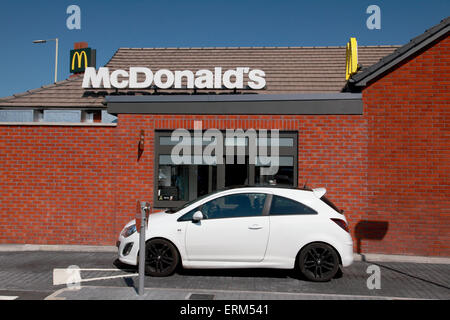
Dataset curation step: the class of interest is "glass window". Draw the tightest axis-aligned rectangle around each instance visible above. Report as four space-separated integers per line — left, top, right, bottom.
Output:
155 131 297 208
160 136 216 146
158 161 217 202
178 206 201 221
0 110 34 122
257 137 294 147
269 195 317 215
43 110 81 122
158 165 190 201
101 110 118 123
201 193 267 220
225 136 248 146
255 156 294 186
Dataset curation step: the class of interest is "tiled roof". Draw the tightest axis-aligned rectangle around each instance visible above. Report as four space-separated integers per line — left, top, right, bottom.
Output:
0 46 399 108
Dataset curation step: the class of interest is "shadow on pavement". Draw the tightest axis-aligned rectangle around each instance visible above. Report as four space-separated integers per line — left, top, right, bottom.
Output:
112 259 343 282
113 259 139 293
178 268 297 279
113 259 137 272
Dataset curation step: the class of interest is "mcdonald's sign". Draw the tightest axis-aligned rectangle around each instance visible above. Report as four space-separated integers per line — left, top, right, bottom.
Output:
70 48 96 73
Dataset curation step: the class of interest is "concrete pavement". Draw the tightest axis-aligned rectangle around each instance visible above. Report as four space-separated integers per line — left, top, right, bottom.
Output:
45 286 423 300
0 251 448 300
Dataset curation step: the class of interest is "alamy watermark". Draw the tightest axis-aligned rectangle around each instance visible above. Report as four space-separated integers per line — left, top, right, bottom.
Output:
366 264 381 289
170 121 280 176
366 5 381 30
66 5 81 30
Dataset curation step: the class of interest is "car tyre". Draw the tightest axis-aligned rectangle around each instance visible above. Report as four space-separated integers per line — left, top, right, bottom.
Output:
298 243 339 282
144 239 179 277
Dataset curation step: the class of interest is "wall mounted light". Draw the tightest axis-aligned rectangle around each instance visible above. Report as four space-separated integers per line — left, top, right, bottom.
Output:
138 129 145 161
139 130 145 151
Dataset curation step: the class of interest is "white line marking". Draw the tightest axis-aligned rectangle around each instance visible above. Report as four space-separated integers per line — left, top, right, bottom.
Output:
0 295 18 300
53 268 137 285
54 268 135 272
76 268 136 272
75 274 139 284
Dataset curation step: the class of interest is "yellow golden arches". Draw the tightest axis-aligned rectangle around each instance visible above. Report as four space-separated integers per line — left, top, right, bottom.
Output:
71 50 88 71
346 37 358 80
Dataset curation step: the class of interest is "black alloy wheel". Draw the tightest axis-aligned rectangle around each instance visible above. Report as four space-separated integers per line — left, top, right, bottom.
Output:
298 243 339 282
145 239 179 277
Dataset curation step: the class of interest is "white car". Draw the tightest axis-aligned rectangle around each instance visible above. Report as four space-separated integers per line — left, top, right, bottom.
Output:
117 186 353 282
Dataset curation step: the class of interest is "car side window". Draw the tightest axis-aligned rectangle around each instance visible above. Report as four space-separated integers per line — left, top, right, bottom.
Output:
269 195 317 215
201 193 267 220
178 207 200 222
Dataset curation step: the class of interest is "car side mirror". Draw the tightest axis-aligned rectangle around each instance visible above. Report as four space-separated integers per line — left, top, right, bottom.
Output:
192 211 204 222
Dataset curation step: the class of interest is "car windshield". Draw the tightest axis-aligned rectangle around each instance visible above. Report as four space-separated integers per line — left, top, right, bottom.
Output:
164 190 223 214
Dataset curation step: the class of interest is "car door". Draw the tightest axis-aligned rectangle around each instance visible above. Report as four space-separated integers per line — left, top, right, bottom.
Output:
265 194 319 262
184 192 270 262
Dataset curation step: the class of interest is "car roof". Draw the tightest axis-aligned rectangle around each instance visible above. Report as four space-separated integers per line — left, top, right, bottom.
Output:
172 185 321 215
212 185 317 199
218 184 314 192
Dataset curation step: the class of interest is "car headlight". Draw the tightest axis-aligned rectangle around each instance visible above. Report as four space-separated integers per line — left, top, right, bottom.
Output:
121 224 137 238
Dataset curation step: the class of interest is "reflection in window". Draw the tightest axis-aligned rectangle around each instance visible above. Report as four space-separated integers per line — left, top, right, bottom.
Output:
158 155 217 202
197 165 217 198
255 156 294 186
158 165 189 201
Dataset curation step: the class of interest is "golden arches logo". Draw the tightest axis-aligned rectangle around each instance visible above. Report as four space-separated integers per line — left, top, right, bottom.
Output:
346 38 358 80
71 51 88 71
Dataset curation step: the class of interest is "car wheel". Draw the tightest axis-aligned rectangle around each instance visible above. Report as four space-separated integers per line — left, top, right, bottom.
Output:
298 243 339 282
144 239 179 277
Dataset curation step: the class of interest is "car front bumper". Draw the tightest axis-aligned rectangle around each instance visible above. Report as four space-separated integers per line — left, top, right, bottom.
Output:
117 233 139 266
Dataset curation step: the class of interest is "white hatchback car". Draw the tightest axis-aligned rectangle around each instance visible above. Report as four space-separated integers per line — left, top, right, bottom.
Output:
117 186 354 282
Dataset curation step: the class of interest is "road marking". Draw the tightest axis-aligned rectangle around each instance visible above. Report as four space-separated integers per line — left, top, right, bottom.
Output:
73 273 139 284
70 268 136 272
53 268 138 286
0 295 18 300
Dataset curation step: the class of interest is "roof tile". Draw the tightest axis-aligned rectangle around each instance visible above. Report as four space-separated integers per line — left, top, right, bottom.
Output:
0 46 399 108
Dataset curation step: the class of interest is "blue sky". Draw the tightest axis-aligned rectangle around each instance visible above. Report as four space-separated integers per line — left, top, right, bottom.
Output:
0 0 448 98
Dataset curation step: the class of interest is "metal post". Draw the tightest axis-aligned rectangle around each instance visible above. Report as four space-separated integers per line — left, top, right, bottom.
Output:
32 38 59 83
138 201 148 296
54 38 58 83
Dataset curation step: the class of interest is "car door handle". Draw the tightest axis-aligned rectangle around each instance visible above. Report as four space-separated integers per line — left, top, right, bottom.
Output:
248 224 263 230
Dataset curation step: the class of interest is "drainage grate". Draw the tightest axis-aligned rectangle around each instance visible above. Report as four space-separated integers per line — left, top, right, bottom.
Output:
188 293 215 300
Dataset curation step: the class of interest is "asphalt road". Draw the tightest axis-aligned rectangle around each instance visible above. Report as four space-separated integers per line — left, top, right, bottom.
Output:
0 251 449 300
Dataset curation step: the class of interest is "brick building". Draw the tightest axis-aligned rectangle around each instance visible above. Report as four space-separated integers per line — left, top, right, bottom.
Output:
0 17 448 257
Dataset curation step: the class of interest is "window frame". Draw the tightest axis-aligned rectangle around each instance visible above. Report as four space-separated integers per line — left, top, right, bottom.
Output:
155 130 298 208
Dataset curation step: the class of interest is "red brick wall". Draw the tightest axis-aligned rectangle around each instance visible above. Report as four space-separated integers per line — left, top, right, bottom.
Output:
362 35 450 256
0 117 367 248
0 125 117 245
